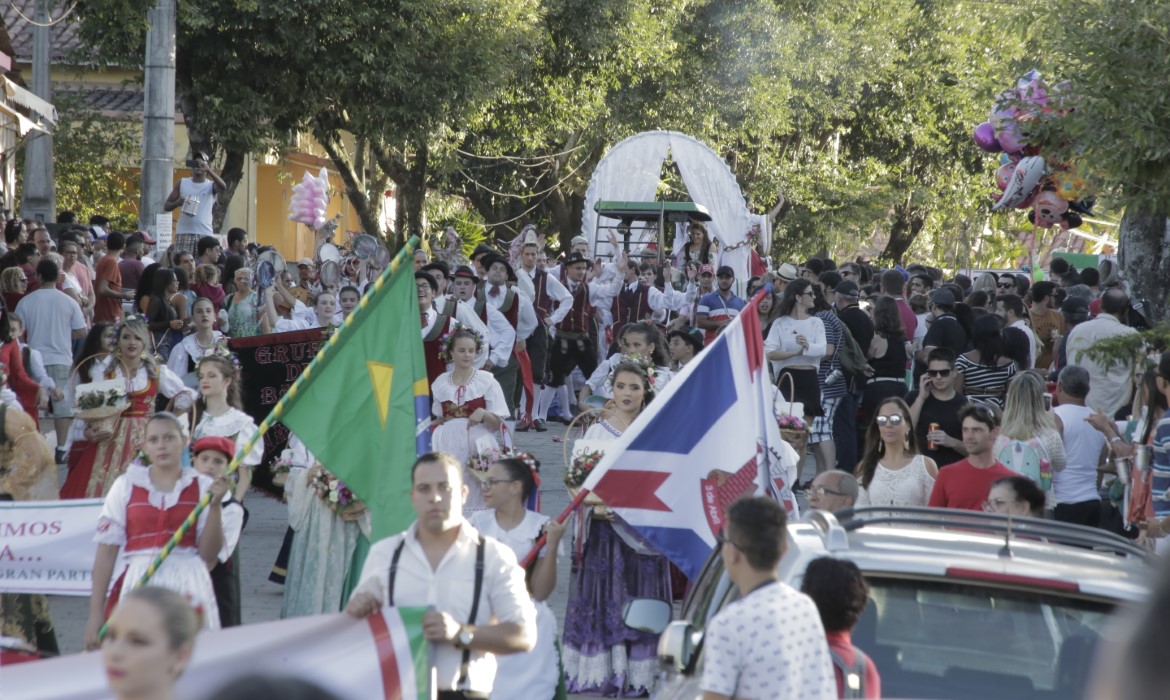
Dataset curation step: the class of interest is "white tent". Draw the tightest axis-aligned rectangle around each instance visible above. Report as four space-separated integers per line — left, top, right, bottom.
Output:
581 130 768 287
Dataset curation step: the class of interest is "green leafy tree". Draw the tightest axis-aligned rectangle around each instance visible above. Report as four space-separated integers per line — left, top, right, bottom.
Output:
1040 0 1170 319
17 94 140 228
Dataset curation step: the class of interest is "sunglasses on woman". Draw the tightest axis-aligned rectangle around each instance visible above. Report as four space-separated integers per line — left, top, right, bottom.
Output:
875 415 905 427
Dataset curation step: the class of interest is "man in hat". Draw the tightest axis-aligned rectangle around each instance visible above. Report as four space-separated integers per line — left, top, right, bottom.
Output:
667 326 705 370
471 243 497 278
546 252 620 418
479 255 537 418
696 265 745 345
775 262 799 293
289 258 316 304
916 288 968 379
427 264 490 362
450 264 513 374
516 239 572 431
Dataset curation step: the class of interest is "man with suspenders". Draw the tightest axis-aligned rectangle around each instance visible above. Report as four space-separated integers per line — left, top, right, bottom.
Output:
347 452 536 699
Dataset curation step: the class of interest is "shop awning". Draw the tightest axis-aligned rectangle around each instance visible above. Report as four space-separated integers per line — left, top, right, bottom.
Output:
1 75 57 126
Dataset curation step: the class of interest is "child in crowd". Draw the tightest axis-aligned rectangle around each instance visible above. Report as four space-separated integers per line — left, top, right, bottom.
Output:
191 436 246 628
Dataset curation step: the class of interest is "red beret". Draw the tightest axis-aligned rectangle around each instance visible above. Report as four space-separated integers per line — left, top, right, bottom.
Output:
191 436 235 458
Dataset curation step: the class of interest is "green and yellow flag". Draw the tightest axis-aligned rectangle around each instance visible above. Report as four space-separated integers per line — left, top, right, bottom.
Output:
280 237 430 540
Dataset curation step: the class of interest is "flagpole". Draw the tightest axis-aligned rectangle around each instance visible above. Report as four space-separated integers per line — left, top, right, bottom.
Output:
98 236 420 639
519 485 593 568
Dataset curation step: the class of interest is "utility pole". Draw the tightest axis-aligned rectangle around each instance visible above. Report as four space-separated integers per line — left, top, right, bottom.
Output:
139 0 176 238
20 0 55 223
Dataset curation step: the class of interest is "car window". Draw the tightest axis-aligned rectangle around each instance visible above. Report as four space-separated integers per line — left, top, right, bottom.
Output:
681 543 731 625
854 576 1114 700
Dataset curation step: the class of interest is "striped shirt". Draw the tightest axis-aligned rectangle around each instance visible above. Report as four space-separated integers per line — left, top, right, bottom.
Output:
955 354 1017 408
1151 416 1170 518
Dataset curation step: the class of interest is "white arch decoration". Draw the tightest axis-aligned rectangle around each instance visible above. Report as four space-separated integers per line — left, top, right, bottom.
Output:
581 130 766 286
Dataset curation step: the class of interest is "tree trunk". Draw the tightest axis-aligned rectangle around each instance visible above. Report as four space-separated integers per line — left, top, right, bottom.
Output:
211 148 245 233
398 142 429 243
881 200 925 265
1118 208 1170 321
318 133 381 239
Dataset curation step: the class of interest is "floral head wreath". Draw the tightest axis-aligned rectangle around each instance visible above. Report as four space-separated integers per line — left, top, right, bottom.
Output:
108 314 150 350
438 323 485 363
606 353 660 393
195 337 242 376
514 451 539 475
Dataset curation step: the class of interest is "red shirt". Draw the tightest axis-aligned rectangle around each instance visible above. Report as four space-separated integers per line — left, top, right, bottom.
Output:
928 457 1017 510
897 298 918 339
827 630 881 699
94 254 123 323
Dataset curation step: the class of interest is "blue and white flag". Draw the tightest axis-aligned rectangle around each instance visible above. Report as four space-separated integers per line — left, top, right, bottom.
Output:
581 290 799 578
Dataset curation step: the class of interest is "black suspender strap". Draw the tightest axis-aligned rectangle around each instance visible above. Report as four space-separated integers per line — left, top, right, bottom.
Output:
457 535 486 690
386 538 406 606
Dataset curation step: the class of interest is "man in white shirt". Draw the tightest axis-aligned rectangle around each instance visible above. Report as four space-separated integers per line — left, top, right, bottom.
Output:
701 496 835 700
996 293 1037 369
1052 365 1108 527
347 452 536 699
450 265 515 377
480 255 537 418
164 151 226 254
1066 288 1140 418
15 259 86 461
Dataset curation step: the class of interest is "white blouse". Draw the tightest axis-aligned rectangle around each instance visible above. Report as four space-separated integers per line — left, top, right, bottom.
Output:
430 370 509 419
857 455 936 507
193 407 263 467
166 331 226 383
765 315 827 374
468 509 562 567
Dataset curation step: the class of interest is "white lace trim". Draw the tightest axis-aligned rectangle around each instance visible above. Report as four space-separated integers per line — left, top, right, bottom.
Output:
562 642 659 693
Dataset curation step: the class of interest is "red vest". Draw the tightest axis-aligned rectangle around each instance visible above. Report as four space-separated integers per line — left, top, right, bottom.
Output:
611 283 653 338
558 282 594 335
124 377 160 418
477 286 520 330
124 478 201 552
422 314 455 387
440 396 487 420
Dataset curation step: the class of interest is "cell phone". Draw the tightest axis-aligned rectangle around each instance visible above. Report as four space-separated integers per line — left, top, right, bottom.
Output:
1043 392 1053 410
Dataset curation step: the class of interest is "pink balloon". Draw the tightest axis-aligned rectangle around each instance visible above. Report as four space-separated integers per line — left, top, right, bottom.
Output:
995 163 1014 191
997 125 1027 154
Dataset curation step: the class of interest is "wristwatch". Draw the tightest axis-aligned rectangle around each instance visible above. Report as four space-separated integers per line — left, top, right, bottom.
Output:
456 626 474 649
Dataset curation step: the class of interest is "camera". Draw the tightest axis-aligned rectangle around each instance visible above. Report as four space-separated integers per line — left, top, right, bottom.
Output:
825 368 844 386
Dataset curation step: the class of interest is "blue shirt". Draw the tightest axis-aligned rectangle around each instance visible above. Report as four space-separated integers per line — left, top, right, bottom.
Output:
697 290 746 343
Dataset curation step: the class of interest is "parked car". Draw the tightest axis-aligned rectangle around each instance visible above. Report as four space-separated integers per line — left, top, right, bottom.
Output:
626 506 1152 700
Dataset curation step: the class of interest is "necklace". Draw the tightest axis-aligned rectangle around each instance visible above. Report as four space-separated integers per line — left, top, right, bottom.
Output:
195 332 215 350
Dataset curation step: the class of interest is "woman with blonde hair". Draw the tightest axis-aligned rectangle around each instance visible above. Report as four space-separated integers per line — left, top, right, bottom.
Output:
64 317 197 498
997 372 1067 499
0 266 28 312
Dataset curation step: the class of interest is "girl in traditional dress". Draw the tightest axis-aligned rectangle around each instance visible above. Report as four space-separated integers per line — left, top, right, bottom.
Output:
85 413 228 649
430 327 509 513
102 586 200 700
280 433 370 618
470 454 566 700
67 317 198 499
191 354 258 502
166 298 224 388
580 322 673 405
60 323 115 498
563 361 671 696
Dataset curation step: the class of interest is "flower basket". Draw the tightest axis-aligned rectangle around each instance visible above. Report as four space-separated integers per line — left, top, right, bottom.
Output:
309 468 365 516
565 440 608 509
775 372 809 457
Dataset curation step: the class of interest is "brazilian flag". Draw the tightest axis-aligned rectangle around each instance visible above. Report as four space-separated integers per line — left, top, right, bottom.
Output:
279 236 431 542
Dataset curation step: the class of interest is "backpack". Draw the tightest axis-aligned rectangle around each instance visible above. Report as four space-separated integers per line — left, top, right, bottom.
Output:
830 645 871 699
836 324 869 377
995 436 1053 491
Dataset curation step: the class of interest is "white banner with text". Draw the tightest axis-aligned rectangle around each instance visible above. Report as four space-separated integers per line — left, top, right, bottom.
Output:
0 499 105 595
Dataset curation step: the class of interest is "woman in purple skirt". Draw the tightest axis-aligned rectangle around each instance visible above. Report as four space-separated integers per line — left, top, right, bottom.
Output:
562 362 671 696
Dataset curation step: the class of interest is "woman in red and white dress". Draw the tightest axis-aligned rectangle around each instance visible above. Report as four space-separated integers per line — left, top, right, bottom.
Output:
63 317 197 499
84 413 228 650
430 327 508 513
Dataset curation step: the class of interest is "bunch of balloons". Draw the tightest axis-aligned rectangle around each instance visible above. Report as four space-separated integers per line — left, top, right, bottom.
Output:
972 70 1093 231
288 168 331 230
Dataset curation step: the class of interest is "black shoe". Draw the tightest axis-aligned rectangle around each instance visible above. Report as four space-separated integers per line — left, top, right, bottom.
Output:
516 422 531 433
533 420 548 432
55 447 67 465
793 480 812 492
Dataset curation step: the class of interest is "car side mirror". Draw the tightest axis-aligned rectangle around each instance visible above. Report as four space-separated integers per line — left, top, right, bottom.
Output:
621 598 672 635
657 620 698 672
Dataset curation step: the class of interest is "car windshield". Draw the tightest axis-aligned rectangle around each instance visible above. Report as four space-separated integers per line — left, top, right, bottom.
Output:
856 576 1114 700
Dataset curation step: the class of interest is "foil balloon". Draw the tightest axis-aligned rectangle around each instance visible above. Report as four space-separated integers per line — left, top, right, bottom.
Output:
993 156 1046 211
973 122 1001 152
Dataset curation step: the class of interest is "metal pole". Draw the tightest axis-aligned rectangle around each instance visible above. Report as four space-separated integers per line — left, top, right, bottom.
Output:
139 0 176 238
20 0 55 223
